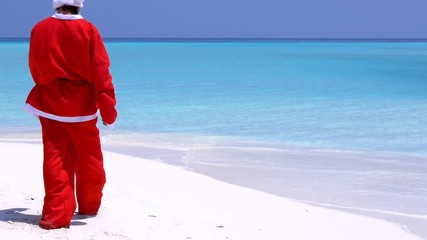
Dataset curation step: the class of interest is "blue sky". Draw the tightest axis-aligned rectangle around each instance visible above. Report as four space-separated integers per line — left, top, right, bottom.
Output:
1 0 426 38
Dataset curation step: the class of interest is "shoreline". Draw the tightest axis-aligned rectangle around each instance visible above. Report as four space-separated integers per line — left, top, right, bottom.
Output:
1 133 427 235
0 141 423 239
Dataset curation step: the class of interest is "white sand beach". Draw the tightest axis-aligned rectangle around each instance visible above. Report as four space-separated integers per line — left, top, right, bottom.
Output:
0 141 422 240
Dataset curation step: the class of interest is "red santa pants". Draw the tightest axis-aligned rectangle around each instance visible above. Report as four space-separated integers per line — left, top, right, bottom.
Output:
39 117 106 228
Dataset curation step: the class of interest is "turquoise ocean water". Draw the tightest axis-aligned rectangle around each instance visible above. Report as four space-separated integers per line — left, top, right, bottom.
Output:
1 39 427 234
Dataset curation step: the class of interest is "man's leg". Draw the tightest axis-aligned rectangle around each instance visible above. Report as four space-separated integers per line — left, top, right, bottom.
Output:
39 117 76 229
70 118 106 215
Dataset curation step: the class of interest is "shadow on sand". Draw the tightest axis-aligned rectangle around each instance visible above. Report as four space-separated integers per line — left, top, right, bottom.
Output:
0 208 88 227
0 208 39 226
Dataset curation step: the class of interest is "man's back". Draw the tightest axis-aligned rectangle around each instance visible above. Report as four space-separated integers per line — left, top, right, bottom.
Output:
29 15 98 85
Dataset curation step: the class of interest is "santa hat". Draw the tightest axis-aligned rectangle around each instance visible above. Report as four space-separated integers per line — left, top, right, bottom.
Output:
53 0 84 9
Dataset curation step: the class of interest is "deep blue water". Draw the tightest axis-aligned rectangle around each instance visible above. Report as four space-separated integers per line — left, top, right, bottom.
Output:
1 40 427 232
108 40 427 154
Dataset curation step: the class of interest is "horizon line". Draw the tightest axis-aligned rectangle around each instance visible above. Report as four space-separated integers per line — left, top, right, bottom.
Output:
1 37 427 42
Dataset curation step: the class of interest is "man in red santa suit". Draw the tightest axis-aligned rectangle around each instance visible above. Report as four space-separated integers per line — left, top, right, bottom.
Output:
25 0 117 230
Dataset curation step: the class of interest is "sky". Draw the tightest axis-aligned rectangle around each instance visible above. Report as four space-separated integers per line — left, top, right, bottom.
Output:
1 0 426 39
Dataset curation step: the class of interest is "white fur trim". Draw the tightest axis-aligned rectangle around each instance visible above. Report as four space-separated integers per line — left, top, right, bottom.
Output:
52 13 84 20
53 0 84 9
24 103 98 123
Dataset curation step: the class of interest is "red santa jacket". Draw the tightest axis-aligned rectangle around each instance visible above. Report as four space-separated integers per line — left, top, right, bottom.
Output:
25 13 117 125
